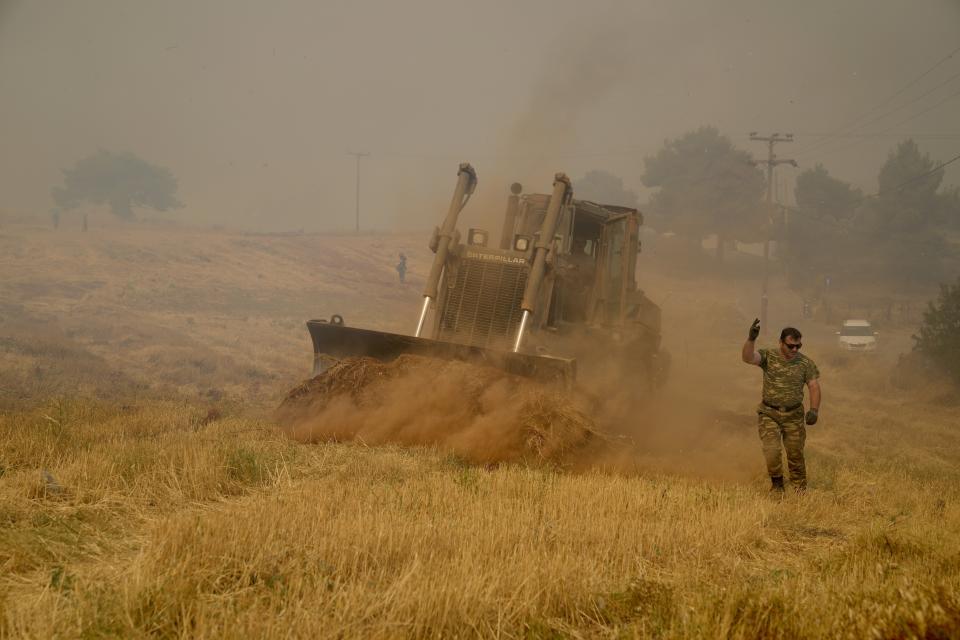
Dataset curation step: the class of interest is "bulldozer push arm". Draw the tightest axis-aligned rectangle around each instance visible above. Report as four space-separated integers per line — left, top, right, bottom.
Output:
416 163 477 337
514 173 571 352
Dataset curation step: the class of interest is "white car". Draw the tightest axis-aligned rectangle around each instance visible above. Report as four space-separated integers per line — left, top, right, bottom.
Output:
837 319 878 352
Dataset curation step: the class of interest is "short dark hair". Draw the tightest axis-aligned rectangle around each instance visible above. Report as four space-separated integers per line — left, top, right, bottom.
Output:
780 327 802 342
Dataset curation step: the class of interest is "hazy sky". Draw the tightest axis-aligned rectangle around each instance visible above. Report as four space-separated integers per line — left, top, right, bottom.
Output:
2 0 959 231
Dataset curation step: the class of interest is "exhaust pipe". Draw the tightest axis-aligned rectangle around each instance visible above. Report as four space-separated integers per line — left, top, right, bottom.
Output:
415 163 477 337
499 182 523 250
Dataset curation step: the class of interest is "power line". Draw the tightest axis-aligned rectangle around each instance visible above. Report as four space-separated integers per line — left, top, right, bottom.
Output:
880 86 960 132
794 68 960 159
792 152 960 224
774 152 960 242
856 68 960 128
791 44 960 157
871 151 960 198
786 132 960 139
794 88 960 162
861 44 960 116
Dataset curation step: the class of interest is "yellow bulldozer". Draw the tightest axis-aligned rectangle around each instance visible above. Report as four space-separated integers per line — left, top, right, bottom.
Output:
306 163 667 389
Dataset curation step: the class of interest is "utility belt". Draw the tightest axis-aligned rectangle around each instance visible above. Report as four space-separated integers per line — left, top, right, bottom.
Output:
762 400 803 413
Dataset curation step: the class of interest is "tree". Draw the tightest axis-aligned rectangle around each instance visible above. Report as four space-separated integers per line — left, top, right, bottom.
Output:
876 228 948 284
779 143 956 288
784 164 864 289
52 150 182 219
875 139 943 233
865 140 955 283
794 163 862 222
573 170 639 208
913 277 960 385
641 126 766 261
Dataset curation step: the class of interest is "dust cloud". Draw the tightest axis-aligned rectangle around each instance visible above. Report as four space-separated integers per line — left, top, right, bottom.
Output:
274 331 759 482
275 355 604 466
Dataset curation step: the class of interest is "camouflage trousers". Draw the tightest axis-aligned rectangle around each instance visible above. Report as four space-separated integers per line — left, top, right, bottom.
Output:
757 404 807 490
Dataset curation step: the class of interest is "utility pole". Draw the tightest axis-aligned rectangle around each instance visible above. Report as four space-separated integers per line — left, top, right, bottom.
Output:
347 151 370 233
749 132 797 336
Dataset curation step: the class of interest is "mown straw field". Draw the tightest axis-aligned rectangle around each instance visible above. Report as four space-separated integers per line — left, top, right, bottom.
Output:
1 224 958 638
2 385 958 638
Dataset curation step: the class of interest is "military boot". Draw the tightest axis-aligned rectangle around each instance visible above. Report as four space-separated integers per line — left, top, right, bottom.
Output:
770 476 785 494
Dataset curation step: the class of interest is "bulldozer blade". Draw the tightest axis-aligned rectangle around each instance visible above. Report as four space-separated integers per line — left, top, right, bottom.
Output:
307 320 575 385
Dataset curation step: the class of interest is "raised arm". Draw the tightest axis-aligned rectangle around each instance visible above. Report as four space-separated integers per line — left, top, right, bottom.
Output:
742 318 761 365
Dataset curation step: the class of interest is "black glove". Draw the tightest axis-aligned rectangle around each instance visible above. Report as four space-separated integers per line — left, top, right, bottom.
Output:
748 318 760 341
805 409 818 425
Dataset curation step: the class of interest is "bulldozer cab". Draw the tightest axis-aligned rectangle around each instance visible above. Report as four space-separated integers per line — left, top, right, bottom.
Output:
507 196 643 331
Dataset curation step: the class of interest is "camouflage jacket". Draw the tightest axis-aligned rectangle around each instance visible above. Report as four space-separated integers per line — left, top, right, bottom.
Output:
758 348 819 408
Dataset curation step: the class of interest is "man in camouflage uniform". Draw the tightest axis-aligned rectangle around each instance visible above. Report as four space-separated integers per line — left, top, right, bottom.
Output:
742 320 821 493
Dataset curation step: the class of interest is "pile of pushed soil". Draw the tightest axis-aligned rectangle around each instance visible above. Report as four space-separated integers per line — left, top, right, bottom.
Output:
276 355 606 465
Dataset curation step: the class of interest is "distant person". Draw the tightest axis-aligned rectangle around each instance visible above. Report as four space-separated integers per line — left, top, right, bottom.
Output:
741 320 821 495
396 253 407 283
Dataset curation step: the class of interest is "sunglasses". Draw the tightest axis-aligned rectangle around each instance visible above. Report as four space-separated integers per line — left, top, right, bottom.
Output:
784 342 802 351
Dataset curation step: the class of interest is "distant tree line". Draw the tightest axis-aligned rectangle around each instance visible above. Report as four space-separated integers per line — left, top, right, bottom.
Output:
783 139 959 288
576 129 959 287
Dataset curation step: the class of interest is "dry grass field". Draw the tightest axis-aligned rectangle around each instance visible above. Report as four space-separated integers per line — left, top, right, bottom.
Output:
1 221 959 638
